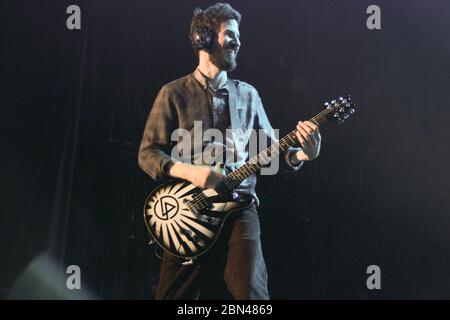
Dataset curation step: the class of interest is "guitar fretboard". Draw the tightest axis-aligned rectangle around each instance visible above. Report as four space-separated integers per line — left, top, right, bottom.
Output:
215 107 332 194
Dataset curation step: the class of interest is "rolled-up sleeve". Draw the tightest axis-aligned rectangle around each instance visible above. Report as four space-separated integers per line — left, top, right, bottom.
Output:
138 86 178 181
254 91 303 172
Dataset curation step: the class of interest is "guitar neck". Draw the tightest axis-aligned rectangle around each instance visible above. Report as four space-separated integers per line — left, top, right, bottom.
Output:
216 111 330 193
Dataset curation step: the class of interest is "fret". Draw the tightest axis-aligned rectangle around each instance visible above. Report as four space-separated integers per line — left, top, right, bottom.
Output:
259 154 268 165
286 133 297 145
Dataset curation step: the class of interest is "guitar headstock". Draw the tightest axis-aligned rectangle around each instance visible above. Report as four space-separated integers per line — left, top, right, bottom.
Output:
323 95 356 124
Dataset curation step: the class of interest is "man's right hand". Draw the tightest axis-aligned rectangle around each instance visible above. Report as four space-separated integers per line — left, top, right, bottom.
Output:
169 162 226 189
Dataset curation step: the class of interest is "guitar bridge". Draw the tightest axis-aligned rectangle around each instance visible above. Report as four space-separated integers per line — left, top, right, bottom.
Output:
180 228 201 244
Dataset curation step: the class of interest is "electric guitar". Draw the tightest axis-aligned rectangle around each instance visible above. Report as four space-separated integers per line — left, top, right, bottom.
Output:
143 96 356 263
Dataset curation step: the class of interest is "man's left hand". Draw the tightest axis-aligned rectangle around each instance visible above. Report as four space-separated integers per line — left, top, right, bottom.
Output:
294 121 321 161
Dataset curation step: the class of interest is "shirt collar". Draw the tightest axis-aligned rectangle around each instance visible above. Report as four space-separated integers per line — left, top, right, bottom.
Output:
193 68 229 93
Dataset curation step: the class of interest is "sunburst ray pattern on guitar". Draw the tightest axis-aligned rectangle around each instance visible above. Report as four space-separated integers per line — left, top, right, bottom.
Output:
145 182 219 256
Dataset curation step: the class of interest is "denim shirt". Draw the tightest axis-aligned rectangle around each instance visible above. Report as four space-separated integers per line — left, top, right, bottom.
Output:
138 70 303 205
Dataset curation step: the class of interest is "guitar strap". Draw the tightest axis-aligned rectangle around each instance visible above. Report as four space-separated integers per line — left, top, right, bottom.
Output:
226 79 247 156
226 79 242 131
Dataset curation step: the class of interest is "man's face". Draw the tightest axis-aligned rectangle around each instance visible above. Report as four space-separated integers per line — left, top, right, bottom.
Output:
210 19 241 72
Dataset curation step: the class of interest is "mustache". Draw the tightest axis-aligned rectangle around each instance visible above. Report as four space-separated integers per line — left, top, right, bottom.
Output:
224 42 239 51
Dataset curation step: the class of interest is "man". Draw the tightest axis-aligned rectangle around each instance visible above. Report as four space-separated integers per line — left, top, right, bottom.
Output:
138 3 321 300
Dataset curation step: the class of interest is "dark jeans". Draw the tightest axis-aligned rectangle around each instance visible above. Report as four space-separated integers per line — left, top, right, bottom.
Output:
155 205 270 300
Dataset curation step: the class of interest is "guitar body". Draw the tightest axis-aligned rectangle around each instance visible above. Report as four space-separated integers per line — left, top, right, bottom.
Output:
143 181 254 259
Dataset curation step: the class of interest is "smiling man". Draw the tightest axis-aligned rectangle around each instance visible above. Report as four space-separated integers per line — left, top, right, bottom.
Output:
139 3 321 300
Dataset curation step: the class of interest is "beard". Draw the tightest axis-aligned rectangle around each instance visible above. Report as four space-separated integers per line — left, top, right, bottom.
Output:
209 44 238 72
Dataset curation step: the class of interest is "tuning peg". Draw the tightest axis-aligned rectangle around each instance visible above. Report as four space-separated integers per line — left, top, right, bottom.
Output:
339 97 344 102
337 118 344 124
349 108 355 114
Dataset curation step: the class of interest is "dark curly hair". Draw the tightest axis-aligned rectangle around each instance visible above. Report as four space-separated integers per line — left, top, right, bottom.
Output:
189 3 241 52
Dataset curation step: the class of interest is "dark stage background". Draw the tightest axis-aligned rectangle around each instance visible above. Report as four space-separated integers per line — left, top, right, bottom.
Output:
1 0 449 299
